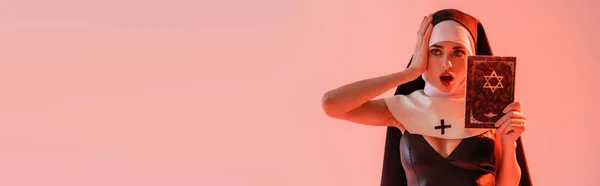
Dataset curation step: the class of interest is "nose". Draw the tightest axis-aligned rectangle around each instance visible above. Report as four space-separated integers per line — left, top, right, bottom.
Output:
442 60 452 70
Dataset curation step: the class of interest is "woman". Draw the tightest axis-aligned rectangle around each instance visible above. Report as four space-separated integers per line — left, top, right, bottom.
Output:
321 9 532 186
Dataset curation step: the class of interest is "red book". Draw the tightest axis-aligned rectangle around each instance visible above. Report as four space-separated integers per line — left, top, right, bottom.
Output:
465 56 517 128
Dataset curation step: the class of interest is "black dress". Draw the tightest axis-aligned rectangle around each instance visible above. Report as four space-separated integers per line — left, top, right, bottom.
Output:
400 130 496 186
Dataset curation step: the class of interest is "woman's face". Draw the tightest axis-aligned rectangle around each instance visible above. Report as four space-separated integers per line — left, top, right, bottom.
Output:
423 41 470 93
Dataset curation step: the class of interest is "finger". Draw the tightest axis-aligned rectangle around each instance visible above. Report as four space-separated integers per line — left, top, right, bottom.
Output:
509 118 526 125
511 124 526 134
417 16 428 35
495 110 527 127
418 14 433 36
503 124 513 134
422 23 433 46
503 101 522 113
495 112 512 127
505 124 526 138
415 16 428 50
502 120 526 134
505 111 527 120
496 117 510 133
498 117 523 131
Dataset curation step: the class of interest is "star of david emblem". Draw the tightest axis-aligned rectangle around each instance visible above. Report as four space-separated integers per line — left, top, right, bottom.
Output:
483 70 504 93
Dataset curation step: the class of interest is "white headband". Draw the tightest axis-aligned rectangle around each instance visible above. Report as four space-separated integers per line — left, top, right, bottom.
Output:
428 20 475 55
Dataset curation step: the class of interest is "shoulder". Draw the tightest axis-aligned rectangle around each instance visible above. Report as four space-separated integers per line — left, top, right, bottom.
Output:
382 90 425 106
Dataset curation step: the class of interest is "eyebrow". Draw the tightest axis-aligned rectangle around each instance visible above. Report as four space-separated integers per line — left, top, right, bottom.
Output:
430 44 466 50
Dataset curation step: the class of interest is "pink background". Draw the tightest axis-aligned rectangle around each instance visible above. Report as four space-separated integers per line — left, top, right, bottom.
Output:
0 0 598 185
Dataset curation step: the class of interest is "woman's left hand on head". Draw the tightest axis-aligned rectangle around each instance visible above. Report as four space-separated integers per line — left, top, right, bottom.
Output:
495 101 527 148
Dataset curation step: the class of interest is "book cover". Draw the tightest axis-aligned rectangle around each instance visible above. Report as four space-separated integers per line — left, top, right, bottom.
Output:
465 56 517 128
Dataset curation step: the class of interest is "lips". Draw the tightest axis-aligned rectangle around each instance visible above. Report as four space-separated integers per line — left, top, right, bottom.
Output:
439 72 454 86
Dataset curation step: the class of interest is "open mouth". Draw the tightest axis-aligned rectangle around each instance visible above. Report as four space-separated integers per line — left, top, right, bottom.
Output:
439 72 454 86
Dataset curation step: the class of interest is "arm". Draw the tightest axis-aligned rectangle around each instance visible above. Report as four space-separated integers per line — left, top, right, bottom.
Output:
321 14 434 126
494 102 527 186
320 69 420 126
495 140 521 186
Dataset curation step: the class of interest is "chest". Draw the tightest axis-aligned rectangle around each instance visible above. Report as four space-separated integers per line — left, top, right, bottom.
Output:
422 136 463 158
399 132 498 186
401 131 496 160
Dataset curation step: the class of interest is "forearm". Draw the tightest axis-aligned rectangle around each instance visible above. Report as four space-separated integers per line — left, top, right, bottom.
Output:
321 69 420 115
496 143 522 186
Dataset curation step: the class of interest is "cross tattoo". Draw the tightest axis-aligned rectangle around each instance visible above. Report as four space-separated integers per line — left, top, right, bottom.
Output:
434 119 451 135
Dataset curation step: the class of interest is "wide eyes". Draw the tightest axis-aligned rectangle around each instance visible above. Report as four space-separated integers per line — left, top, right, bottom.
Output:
430 49 442 55
453 50 466 57
430 49 466 57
